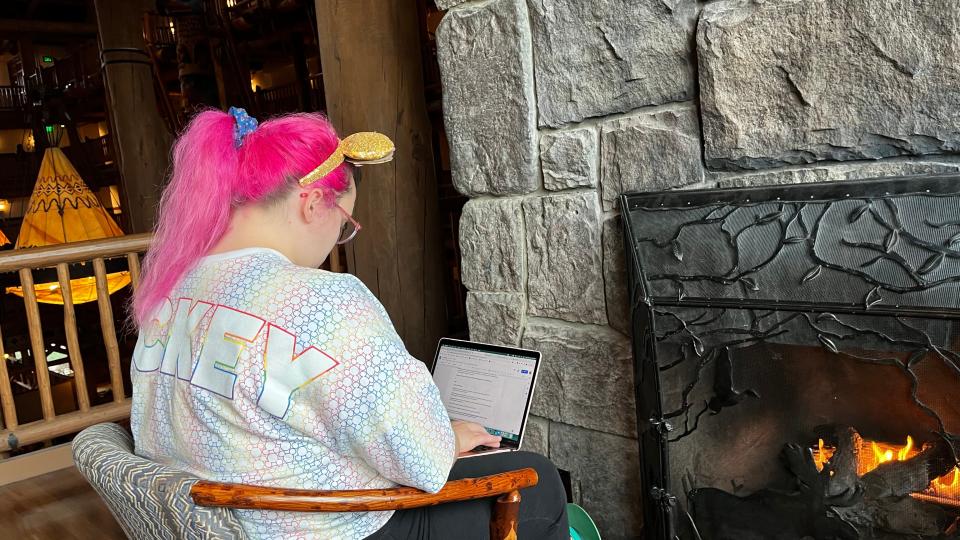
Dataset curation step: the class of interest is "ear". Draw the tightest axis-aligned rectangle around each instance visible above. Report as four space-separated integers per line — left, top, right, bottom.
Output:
299 189 326 224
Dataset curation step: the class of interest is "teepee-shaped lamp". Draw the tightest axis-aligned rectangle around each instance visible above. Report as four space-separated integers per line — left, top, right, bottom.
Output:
6 144 131 304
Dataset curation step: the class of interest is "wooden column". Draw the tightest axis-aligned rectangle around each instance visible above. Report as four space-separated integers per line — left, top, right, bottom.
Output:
175 13 221 109
94 0 172 233
17 37 38 86
18 38 48 155
291 33 312 112
315 1 446 361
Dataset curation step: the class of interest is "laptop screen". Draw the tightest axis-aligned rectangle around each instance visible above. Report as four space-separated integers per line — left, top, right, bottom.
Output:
431 339 540 446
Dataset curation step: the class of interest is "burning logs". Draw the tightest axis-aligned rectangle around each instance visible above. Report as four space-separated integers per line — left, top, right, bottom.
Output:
689 444 858 539
817 425 958 537
690 425 960 539
819 425 861 505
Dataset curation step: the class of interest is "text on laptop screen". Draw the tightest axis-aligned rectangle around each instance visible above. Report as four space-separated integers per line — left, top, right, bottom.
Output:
433 344 537 442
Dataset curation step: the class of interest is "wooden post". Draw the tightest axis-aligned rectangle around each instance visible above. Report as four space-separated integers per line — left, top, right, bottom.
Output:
291 33 312 112
126 252 142 290
0 324 17 431
18 269 55 420
92 258 124 402
18 37 49 156
17 37 38 86
56 264 91 412
315 1 447 360
175 13 221 109
94 0 172 233
491 490 522 540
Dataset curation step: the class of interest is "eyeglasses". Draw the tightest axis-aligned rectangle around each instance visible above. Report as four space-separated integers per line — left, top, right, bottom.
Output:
334 203 361 244
300 192 362 244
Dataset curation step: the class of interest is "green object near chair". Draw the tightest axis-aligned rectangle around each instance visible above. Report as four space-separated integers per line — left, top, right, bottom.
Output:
567 503 601 540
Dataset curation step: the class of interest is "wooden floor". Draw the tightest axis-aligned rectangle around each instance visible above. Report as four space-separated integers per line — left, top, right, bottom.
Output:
0 466 126 539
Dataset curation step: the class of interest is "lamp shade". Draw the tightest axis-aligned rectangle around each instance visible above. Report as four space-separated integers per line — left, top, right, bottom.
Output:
15 147 124 249
7 147 129 305
6 272 131 305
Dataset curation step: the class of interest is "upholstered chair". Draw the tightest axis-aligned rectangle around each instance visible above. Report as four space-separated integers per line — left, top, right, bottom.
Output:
73 423 537 539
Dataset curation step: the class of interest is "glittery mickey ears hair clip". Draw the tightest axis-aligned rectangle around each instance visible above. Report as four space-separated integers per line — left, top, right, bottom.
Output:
298 132 395 187
229 106 258 147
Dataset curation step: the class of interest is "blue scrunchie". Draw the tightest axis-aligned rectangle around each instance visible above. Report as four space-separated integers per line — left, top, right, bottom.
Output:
229 106 258 147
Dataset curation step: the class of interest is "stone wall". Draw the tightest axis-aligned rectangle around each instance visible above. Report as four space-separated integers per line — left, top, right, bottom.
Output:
434 1 960 538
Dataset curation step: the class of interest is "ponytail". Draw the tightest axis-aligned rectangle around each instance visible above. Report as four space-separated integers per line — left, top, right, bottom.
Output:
132 110 238 327
131 110 349 327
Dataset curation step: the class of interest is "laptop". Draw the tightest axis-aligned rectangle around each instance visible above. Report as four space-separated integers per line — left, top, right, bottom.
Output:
430 338 541 457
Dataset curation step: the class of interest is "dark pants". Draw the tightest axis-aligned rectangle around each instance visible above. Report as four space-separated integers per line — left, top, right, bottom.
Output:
365 451 569 540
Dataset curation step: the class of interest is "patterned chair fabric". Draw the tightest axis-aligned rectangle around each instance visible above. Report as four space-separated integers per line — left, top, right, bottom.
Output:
72 422 248 540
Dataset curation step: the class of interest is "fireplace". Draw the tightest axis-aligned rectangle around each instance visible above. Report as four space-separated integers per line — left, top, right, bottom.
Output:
621 175 960 540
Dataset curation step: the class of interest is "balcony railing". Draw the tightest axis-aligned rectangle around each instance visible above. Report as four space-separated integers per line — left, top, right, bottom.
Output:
255 78 325 116
0 234 151 456
142 13 177 48
0 86 25 110
35 43 102 93
255 83 300 115
309 74 326 111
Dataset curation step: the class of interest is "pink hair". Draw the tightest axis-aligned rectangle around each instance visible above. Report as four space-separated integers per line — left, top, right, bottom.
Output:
132 110 350 327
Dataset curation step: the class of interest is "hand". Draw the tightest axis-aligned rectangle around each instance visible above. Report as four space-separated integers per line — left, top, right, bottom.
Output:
451 420 501 457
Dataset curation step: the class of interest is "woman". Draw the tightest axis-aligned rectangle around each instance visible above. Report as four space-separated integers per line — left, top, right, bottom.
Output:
129 109 568 539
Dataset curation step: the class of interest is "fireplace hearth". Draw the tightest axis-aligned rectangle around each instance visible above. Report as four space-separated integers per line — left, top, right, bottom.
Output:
621 175 960 540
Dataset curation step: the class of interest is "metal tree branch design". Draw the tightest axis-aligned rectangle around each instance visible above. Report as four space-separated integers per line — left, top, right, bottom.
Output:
653 307 956 443
636 193 960 305
629 190 960 442
622 180 960 538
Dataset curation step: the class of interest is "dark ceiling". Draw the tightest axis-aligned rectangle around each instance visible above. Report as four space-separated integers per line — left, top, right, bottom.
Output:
0 0 94 54
0 0 91 22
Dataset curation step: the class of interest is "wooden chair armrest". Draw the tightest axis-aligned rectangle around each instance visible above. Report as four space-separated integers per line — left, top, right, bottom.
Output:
189 467 539 512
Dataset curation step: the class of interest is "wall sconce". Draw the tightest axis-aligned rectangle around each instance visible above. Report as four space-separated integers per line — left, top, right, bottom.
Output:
22 132 35 152
0 200 10 214
250 71 264 93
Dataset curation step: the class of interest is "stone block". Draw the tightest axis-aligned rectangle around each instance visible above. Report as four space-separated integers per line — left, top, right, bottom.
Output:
465 292 525 346
523 192 606 324
527 0 697 127
715 167 830 188
603 216 631 336
549 422 643 540
436 0 538 195
459 198 525 292
435 0 469 10
522 415 549 457
521 320 636 438
699 0 960 170
715 157 960 188
600 105 705 211
540 128 598 191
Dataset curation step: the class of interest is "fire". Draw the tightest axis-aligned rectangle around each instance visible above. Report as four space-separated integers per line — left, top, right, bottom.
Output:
811 435 960 504
812 438 834 472
863 436 916 475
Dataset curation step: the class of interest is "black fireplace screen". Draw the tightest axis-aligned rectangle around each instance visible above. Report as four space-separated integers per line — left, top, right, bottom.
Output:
621 175 960 540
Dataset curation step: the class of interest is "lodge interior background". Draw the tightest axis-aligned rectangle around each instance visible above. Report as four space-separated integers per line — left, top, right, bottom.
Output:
0 0 466 453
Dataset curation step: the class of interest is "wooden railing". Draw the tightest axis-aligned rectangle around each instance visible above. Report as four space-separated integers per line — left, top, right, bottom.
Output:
309 74 326 111
255 83 301 116
254 81 325 116
48 42 103 92
142 13 177 48
65 134 116 169
0 86 25 110
0 234 151 455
